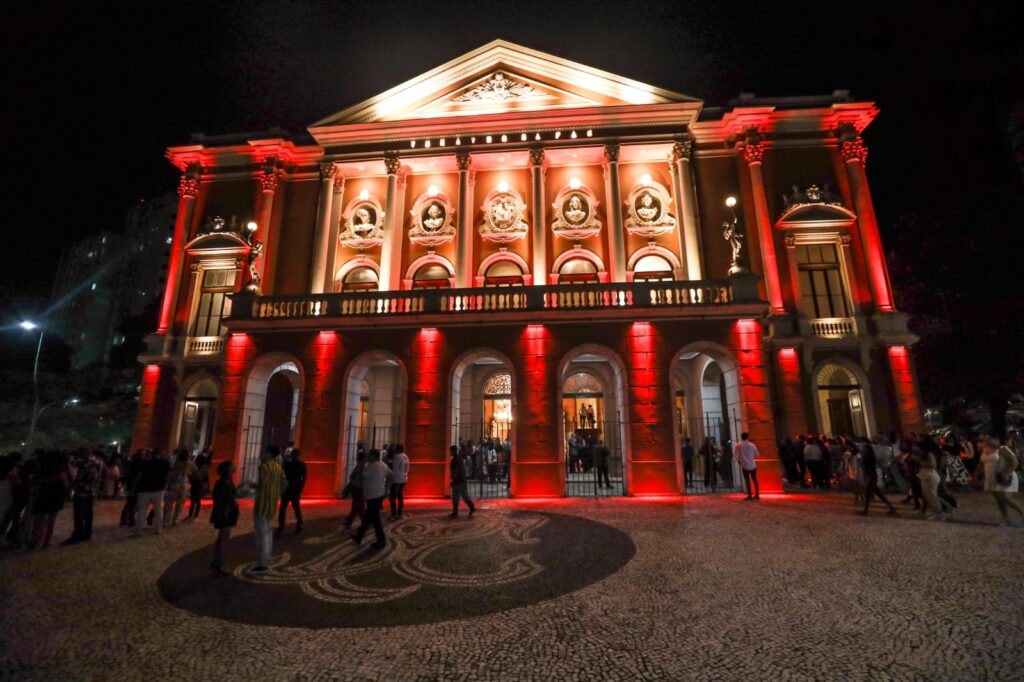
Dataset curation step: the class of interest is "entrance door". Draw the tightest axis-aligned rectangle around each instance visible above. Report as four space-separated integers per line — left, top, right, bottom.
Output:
562 367 625 497
827 398 854 437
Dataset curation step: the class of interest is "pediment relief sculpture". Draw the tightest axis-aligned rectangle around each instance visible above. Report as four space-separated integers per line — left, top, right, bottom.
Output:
340 194 385 250
551 184 602 241
408 191 456 246
624 181 675 237
479 184 528 243
781 184 843 211
452 72 555 104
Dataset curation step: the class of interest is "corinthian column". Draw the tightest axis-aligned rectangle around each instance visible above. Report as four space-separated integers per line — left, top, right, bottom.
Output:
741 135 785 313
255 159 279 289
669 138 703 279
323 174 346 293
455 152 474 288
159 162 201 355
529 147 547 285
602 144 627 282
309 161 338 294
378 153 402 291
840 133 894 312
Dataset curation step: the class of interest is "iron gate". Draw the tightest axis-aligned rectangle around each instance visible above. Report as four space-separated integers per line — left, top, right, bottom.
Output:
564 418 625 496
342 421 402 487
677 410 746 495
241 417 294 485
452 421 511 499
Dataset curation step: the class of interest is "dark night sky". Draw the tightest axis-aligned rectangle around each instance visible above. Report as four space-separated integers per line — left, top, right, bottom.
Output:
2 1 1021 321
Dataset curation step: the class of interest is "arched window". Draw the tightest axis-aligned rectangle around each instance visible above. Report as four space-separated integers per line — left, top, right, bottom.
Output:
632 254 674 281
484 260 524 287
483 372 512 396
563 371 602 395
558 258 599 284
341 266 379 292
412 264 451 289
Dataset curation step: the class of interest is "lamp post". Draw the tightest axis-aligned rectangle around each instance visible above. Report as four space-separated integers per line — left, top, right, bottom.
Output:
20 320 45 454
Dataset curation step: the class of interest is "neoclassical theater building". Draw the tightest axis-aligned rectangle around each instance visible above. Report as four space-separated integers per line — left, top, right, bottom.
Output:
132 41 924 498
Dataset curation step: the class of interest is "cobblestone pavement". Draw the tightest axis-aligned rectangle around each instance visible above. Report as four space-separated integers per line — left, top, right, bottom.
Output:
1 492 1022 681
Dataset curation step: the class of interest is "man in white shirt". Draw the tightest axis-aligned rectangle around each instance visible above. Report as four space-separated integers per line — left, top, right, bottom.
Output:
734 432 760 500
388 444 410 519
352 449 390 549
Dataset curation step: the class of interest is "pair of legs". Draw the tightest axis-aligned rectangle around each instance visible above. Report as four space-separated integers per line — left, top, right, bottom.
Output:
742 468 759 498
388 482 405 517
683 460 693 486
597 464 611 488
344 491 365 528
253 516 273 567
993 491 1024 524
134 491 164 535
918 472 944 518
163 490 186 526
69 495 95 542
211 527 231 572
119 494 137 526
186 490 203 520
30 512 59 548
451 484 475 517
278 493 303 531
860 475 895 515
353 496 386 548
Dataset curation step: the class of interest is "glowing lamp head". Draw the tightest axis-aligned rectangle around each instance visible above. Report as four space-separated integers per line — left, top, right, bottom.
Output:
497 180 509 193
427 184 439 197
640 173 652 186
69 398 80 405
358 189 370 201
725 196 737 208
569 177 581 190
245 221 258 233
19 320 38 331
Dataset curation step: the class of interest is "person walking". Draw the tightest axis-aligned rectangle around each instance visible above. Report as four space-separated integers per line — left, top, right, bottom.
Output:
185 455 209 522
133 450 170 536
251 446 285 573
209 461 239 575
449 445 476 518
120 450 143 527
29 452 68 549
681 438 695 488
593 439 612 489
388 444 409 519
857 441 896 516
914 445 945 521
342 451 366 529
977 437 1023 527
163 450 196 527
734 433 760 500
803 438 823 488
63 449 105 544
352 449 389 549
278 448 306 534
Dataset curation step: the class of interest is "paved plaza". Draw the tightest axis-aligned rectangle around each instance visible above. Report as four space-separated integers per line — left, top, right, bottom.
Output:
1 492 1023 680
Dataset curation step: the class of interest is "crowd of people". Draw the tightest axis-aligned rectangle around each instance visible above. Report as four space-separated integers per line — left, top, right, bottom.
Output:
776 432 1023 523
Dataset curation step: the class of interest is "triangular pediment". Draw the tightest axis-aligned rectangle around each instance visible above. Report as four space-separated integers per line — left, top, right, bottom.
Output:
312 40 698 127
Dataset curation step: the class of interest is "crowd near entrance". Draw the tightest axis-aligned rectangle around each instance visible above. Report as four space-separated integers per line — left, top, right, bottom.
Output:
450 350 513 499
341 352 406 487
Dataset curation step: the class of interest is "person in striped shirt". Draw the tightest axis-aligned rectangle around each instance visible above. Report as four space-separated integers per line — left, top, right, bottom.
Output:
251 445 285 573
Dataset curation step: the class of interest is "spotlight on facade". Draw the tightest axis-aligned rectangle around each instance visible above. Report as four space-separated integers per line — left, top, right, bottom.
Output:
569 177 581 190
19 320 38 331
455 137 461 145
424 140 431 148
428 184 439 197
245 221 258 233
534 133 541 140
570 130 577 139
641 173 652 186
358 189 370 201
486 135 492 143
520 133 527 141
554 131 562 139
586 129 593 137
410 140 416 148
498 180 510 192
501 134 508 142
439 138 446 146
725 196 737 208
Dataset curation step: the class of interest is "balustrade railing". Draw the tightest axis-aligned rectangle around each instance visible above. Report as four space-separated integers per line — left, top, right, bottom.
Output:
809 317 857 338
186 336 226 356
229 277 760 325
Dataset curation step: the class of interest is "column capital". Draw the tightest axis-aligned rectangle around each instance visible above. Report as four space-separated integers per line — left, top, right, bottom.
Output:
840 138 868 165
259 171 279 194
742 141 764 166
603 143 620 164
319 160 339 181
384 152 401 176
529 147 545 167
456 151 472 171
177 164 202 199
670 138 693 163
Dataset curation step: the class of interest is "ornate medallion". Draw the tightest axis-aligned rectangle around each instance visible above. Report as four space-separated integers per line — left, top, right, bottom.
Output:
452 72 554 104
339 193 384 250
551 183 602 241
480 185 528 243
408 191 456 246
624 180 675 237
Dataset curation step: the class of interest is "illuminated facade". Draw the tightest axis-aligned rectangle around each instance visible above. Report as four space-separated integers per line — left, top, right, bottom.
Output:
133 41 923 497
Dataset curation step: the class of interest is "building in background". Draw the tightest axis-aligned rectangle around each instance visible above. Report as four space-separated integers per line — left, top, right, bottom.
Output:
133 41 925 498
119 192 177 321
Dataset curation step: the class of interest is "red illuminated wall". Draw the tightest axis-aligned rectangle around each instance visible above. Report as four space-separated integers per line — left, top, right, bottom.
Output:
514 325 563 496
774 347 810 437
130 364 176 453
624 322 678 495
732 319 784 493
300 331 343 497
404 328 450 497
887 346 926 434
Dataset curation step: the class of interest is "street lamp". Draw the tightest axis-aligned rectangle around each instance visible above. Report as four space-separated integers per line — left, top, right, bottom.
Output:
20 320 45 453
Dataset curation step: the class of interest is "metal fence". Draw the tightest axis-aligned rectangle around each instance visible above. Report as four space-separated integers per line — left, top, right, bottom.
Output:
677 411 746 495
564 418 626 497
241 418 294 485
341 422 402 488
452 422 511 499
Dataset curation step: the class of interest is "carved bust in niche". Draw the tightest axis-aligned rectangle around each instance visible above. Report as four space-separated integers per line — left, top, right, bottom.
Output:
422 203 446 231
636 192 660 221
353 206 377 235
564 194 588 224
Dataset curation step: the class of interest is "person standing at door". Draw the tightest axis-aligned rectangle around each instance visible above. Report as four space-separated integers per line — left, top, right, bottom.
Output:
278 448 306 534
388 444 409 519
734 433 760 500
450 445 476 518
701 437 718 489
586 404 596 429
593 439 612 489
681 438 695 487
250 445 285 573
352 449 389 548
578 404 588 430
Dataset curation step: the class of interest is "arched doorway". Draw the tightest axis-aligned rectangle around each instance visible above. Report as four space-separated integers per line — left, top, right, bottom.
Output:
238 356 302 484
339 351 406 492
177 377 218 456
670 343 744 494
450 349 514 499
815 362 870 437
559 346 628 496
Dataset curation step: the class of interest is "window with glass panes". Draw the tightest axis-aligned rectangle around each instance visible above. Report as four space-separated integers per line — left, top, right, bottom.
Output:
190 269 237 337
795 244 849 318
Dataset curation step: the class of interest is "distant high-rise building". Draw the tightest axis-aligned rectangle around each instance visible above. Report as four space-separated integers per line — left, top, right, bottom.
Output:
119 192 176 320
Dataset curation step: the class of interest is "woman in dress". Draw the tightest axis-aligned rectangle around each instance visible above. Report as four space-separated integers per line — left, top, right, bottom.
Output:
977 437 1023 527
913 443 945 521
209 461 239 575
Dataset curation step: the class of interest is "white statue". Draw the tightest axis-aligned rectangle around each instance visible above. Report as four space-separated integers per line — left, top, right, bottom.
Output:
636 193 659 222
565 195 586 223
491 196 515 227
353 207 374 235
423 203 445 231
